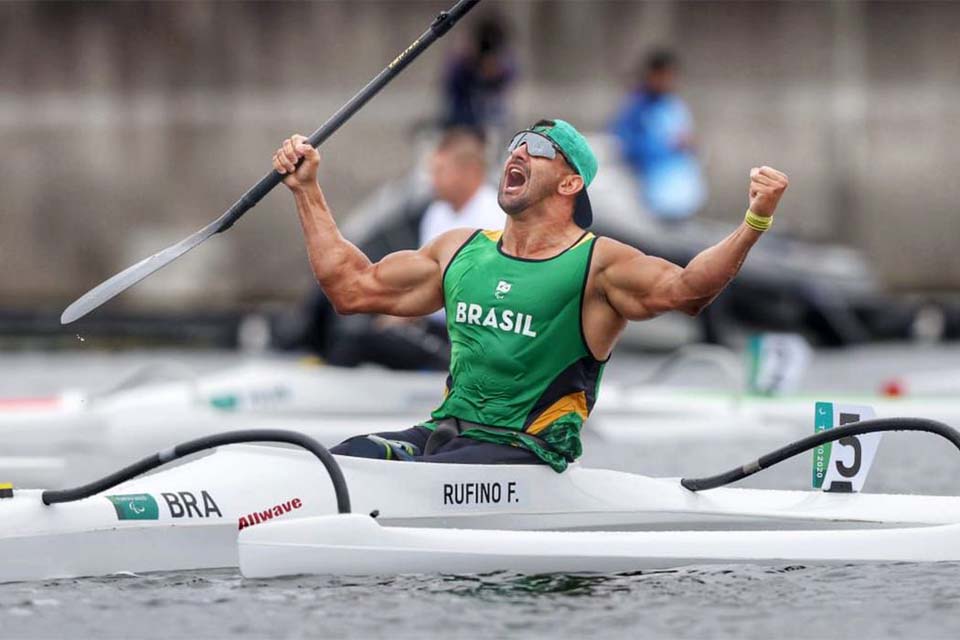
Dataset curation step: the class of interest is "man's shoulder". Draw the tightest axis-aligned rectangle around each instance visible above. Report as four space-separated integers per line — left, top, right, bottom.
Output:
589 236 645 269
425 227 482 255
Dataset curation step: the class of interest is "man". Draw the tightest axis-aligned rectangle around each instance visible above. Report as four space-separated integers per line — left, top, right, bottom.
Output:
273 119 787 471
611 49 706 221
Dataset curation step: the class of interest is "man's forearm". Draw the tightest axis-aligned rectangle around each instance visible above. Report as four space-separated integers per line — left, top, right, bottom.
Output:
675 222 762 314
292 184 372 309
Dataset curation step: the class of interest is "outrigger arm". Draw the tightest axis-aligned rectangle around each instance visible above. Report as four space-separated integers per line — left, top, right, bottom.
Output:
681 417 960 491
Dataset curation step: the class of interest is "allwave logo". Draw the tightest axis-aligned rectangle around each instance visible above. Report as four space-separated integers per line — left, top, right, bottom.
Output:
495 280 512 300
238 497 303 531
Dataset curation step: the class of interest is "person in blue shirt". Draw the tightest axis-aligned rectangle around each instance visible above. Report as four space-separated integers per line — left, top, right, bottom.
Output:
611 49 706 221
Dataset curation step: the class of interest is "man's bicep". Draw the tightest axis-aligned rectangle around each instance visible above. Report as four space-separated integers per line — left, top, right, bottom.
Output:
351 228 474 316
354 248 443 316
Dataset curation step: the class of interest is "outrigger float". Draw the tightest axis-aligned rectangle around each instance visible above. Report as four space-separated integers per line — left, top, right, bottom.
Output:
2 417 960 583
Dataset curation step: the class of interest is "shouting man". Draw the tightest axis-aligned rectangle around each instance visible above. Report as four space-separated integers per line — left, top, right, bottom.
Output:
273 119 787 472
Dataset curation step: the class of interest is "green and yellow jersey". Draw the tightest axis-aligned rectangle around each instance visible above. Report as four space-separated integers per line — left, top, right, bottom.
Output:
424 229 606 472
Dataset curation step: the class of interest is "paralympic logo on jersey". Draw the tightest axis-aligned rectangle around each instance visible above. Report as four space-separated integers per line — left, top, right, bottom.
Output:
453 301 537 337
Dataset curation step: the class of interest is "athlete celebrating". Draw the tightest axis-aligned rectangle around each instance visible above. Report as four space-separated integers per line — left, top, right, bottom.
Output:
274 119 788 471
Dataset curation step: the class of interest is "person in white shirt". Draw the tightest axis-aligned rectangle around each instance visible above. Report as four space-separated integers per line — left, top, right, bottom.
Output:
325 127 504 370
419 127 505 246
418 128 504 330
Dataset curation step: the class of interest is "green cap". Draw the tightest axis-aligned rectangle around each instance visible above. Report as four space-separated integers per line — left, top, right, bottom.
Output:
531 119 598 227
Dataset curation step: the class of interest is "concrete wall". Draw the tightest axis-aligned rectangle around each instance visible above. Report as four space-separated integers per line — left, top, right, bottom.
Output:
2 1 958 313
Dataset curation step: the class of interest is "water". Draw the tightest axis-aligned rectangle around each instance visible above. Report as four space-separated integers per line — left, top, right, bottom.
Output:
2 345 960 638
2 564 960 638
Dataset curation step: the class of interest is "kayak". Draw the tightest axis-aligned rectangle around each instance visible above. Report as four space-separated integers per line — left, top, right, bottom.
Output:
3 422 960 583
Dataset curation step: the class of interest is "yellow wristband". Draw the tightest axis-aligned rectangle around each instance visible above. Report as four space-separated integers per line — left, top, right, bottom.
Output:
744 209 773 232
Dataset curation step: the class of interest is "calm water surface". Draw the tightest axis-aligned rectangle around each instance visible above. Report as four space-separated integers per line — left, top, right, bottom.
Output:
2 564 960 639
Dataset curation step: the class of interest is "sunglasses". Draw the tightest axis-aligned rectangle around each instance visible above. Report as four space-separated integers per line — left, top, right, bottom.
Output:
507 131 570 165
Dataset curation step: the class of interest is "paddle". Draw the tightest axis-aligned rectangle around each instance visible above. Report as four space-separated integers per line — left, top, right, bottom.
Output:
61 0 482 325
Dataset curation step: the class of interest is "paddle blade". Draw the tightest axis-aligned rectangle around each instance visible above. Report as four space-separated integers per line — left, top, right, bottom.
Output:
61 223 220 324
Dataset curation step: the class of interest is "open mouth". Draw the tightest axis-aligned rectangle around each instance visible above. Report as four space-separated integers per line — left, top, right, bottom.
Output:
503 165 527 193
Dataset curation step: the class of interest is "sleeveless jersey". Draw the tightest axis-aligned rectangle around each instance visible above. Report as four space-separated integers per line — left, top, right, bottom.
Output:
425 229 606 472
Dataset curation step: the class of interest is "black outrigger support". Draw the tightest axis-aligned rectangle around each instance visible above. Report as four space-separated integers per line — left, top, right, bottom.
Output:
41 429 351 514
681 417 960 492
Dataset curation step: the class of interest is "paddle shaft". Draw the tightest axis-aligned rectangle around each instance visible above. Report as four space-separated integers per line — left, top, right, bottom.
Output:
215 0 480 233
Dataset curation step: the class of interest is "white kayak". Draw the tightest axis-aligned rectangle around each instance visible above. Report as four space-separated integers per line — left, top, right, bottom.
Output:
0 359 446 427
3 422 960 583
593 384 960 442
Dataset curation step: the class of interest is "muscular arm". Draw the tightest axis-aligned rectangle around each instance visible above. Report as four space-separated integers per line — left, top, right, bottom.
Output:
597 165 789 320
276 134 471 316
598 226 761 319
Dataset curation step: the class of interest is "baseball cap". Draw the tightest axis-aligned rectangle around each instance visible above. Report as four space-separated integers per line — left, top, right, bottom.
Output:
530 119 598 228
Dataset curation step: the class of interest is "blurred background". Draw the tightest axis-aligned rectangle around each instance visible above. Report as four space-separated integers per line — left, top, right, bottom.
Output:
3 0 960 490
3 0 959 349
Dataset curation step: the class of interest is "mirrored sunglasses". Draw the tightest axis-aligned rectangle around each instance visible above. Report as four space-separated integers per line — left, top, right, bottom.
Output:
507 131 565 162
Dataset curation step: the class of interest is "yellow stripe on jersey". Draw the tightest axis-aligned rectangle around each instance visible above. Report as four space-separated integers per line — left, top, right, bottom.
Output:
525 391 588 436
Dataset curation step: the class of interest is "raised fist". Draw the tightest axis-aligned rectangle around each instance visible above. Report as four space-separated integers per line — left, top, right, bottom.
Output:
748 166 788 218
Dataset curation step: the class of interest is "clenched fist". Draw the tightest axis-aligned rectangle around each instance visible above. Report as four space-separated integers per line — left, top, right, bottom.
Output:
747 166 788 218
273 134 321 192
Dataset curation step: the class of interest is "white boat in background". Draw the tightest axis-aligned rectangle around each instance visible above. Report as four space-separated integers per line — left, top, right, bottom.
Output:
0 358 447 425
0 353 761 488
4 348 960 487
594 384 960 442
0 359 445 486
593 342 960 443
2 419 959 583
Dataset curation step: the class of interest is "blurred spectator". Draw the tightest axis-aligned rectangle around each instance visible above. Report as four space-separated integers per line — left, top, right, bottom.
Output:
611 49 706 221
419 127 502 246
441 15 516 138
324 127 505 370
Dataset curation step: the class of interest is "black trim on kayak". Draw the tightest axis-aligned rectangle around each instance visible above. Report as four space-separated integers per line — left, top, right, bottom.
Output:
41 429 351 514
681 417 960 492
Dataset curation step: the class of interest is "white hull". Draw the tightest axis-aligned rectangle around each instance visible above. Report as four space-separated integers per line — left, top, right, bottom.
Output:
3 446 960 582
240 514 960 578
